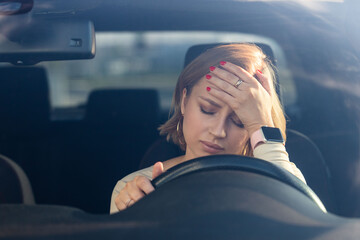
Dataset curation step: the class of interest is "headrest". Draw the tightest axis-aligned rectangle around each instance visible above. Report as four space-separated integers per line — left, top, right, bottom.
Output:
0 67 50 136
85 89 160 127
183 43 276 68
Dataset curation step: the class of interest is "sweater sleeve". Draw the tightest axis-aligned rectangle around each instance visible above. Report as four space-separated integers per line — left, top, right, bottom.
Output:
110 166 153 214
253 143 306 184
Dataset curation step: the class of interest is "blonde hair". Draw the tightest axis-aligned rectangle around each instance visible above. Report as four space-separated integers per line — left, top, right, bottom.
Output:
159 43 286 156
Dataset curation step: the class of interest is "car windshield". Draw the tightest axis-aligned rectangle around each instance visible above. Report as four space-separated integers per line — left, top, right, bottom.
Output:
1 0 360 238
38 31 295 116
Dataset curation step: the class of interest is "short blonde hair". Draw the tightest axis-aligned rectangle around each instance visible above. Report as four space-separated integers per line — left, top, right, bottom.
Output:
159 44 286 156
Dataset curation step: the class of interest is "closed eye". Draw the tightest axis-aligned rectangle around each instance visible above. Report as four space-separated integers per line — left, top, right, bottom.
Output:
200 107 215 115
232 120 244 128
231 116 244 128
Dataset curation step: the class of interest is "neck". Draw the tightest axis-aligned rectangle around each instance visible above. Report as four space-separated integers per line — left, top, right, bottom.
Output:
163 154 190 171
163 148 197 171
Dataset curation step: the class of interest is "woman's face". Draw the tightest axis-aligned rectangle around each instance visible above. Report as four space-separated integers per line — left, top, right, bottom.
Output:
181 77 249 161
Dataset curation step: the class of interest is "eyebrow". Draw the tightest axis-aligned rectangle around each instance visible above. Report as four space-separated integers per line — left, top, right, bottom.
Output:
199 96 222 108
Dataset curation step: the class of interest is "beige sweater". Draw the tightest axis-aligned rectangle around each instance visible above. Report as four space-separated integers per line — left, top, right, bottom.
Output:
110 143 306 214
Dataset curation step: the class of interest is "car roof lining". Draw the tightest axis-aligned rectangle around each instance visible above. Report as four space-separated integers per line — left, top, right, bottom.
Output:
26 0 342 32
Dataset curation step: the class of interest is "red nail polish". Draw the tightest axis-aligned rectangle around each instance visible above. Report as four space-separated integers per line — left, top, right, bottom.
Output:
209 66 216 71
206 74 212 79
257 69 263 74
220 61 227 66
206 87 211 92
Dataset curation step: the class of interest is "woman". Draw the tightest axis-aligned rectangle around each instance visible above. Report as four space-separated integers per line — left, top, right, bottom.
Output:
110 44 306 214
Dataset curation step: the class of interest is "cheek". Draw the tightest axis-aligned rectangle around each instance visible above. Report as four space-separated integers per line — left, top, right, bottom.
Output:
182 108 204 140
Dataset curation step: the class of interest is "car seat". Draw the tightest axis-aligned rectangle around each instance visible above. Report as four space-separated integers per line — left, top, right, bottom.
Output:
0 153 35 204
84 88 161 173
0 66 50 137
183 43 276 68
0 66 50 205
53 88 161 213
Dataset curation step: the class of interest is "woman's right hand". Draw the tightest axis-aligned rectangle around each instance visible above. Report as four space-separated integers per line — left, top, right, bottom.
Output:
206 62 275 137
114 162 164 211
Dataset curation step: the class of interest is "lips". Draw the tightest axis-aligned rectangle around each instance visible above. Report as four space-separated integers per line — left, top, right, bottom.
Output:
200 140 224 154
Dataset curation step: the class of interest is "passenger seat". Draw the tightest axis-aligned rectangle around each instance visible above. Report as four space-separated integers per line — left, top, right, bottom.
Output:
0 153 35 204
54 88 161 213
0 66 50 205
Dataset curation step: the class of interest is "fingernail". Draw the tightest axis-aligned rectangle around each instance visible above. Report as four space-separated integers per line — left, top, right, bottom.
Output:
206 74 212 79
220 61 227 66
206 87 211 92
257 69 263 74
209 66 216 71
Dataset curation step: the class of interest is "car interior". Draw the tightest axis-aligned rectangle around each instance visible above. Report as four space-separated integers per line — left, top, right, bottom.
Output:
0 42 336 214
1 0 360 239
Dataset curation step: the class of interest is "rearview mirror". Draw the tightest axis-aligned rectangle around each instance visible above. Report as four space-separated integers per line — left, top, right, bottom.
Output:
0 0 33 15
0 18 96 65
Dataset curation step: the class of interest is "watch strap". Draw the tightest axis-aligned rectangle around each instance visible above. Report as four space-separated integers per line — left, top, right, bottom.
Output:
250 128 265 150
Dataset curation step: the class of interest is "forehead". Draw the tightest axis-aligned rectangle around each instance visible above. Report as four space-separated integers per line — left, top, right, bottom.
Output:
190 78 211 97
192 77 207 90
189 78 230 110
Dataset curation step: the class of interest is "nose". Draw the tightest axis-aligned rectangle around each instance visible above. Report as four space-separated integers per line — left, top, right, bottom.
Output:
209 117 227 138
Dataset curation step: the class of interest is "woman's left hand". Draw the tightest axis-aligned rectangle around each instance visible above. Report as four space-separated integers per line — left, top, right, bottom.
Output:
206 61 274 136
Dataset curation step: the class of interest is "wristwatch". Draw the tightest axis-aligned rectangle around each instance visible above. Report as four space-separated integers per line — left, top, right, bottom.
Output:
250 126 284 150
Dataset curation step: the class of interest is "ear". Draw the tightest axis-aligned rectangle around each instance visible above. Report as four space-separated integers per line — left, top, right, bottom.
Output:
180 88 187 115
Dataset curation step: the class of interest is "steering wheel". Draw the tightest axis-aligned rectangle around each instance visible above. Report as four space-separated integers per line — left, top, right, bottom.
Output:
152 154 326 212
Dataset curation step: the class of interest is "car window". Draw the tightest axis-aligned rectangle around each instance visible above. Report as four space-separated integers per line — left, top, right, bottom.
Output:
34 31 296 115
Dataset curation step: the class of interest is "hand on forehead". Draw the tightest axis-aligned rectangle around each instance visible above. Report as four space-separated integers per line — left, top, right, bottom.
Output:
195 77 229 107
208 61 272 95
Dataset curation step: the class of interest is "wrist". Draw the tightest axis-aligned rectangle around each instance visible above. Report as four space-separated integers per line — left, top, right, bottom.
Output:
250 126 284 151
247 122 274 137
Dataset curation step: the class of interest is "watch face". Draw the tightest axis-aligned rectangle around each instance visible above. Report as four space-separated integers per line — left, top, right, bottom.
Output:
261 126 284 142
